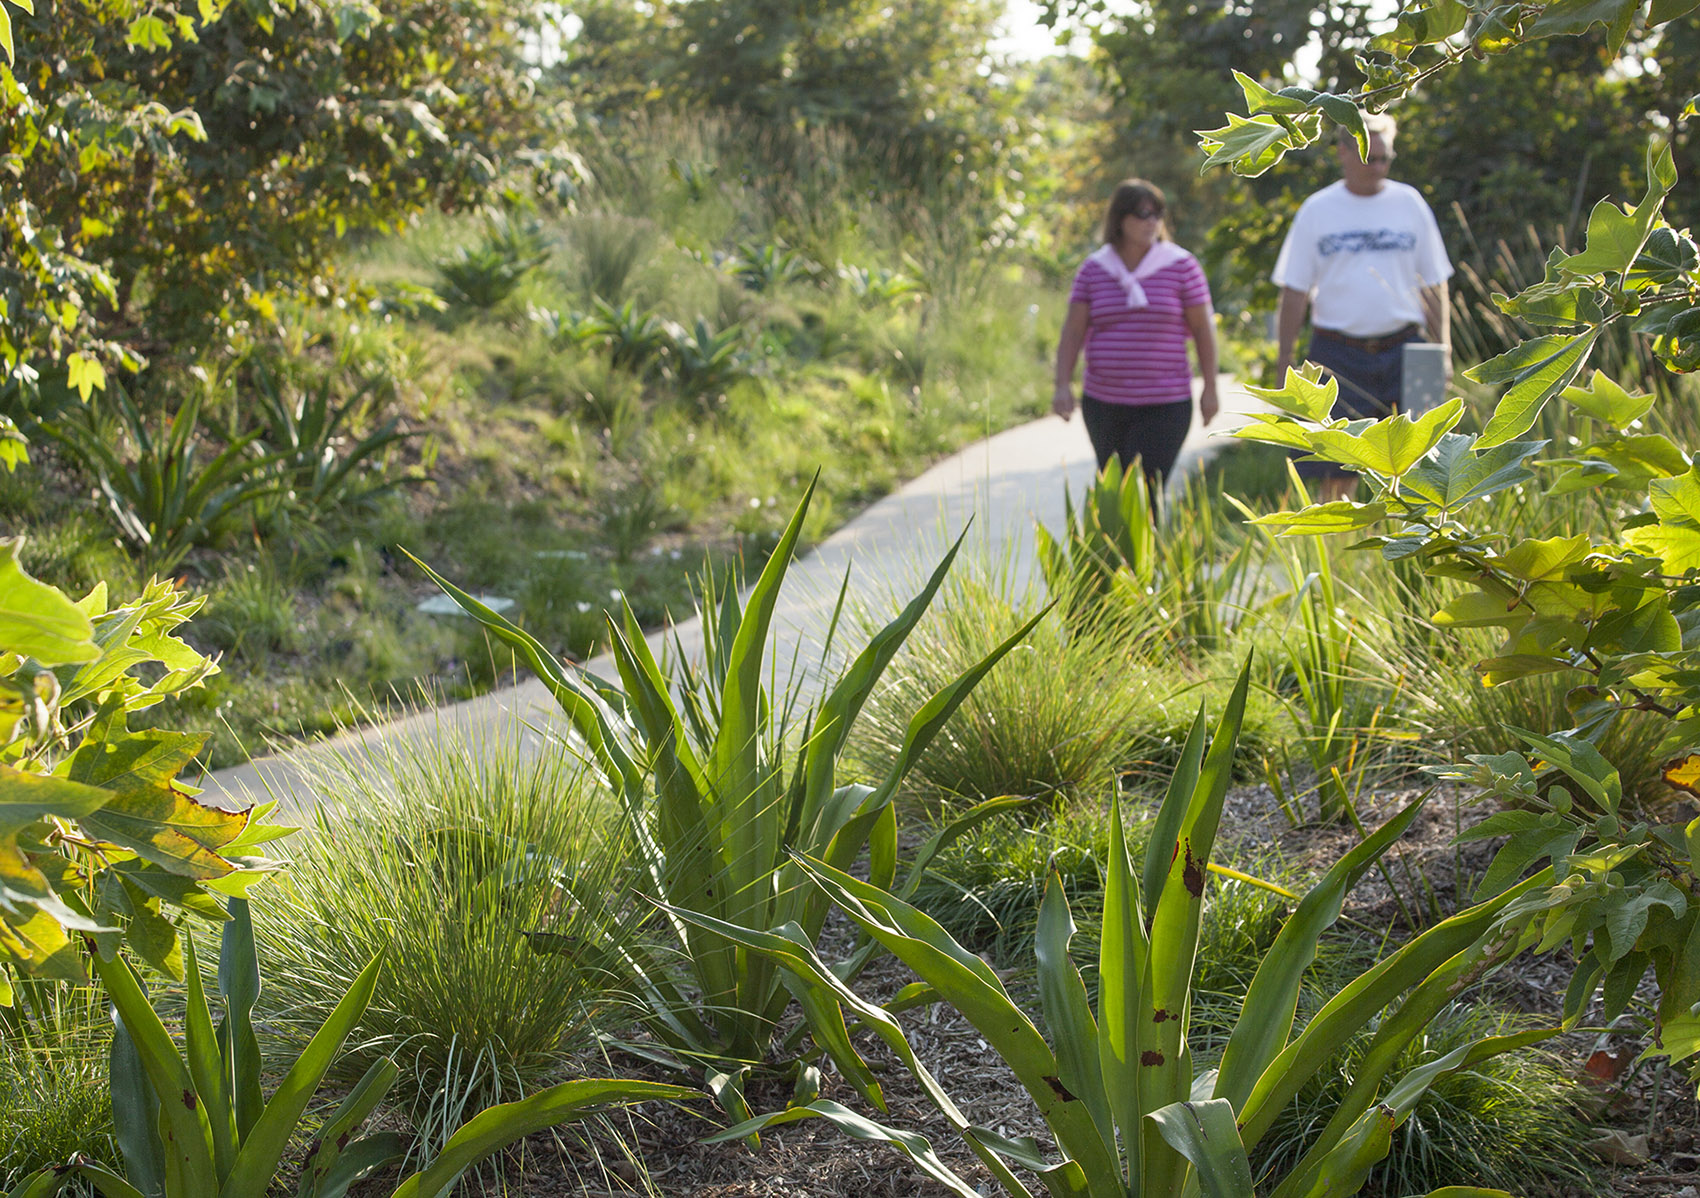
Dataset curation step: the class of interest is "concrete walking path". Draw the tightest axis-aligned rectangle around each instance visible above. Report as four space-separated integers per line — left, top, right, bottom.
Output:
197 377 1264 816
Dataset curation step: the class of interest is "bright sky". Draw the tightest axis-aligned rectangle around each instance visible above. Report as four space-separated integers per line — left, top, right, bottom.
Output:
989 0 1091 61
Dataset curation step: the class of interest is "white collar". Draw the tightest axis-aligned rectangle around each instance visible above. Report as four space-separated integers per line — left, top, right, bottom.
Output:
1088 241 1189 308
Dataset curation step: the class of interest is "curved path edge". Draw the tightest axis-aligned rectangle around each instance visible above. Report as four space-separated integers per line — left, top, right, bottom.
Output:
198 378 1261 815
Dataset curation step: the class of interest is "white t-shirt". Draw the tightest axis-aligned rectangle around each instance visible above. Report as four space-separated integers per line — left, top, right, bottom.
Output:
1272 180 1453 338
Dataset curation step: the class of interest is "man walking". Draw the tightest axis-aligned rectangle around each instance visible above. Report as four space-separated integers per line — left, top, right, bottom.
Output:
1272 112 1453 500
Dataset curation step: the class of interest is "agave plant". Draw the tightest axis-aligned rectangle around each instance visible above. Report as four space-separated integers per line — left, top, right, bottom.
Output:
530 304 611 349
683 658 1558 1198
6 899 692 1198
593 298 672 373
729 243 812 293
838 264 926 306
434 214 550 309
1037 455 1261 656
251 366 422 517
407 479 1045 1122
668 317 750 398
42 388 282 572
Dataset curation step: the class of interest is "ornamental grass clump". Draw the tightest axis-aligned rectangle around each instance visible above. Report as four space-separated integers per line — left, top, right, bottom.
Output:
1256 1000 1591 1197
850 561 1164 806
255 718 639 1114
0 982 114 1190
7 901 692 1198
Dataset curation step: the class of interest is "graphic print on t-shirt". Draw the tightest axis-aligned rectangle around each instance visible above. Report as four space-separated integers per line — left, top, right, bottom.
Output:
1318 230 1418 256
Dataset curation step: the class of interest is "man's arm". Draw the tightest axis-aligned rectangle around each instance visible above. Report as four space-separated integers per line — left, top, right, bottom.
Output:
1421 280 1451 380
1274 286 1310 381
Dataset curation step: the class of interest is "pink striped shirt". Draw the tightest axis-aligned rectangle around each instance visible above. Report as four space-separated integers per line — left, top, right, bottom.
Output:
1069 250 1212 406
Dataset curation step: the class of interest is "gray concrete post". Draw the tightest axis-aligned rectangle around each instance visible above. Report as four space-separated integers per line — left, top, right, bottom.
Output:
1402 342 1449 415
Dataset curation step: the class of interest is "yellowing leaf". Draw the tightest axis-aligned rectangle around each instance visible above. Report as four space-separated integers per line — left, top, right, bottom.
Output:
1665 754 1700 798
77 788 250 881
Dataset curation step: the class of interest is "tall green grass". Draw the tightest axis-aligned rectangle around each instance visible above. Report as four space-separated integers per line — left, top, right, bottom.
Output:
0 981 114 1191
253 718 641 1118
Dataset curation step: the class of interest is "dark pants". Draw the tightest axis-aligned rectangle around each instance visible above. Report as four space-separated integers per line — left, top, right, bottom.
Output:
1298 326 1419 480
1080 395 1193 501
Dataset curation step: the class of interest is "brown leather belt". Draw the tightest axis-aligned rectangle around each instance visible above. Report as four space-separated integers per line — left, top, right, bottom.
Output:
1312 324 1420 355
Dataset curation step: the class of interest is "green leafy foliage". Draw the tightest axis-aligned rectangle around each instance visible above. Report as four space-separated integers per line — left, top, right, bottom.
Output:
253 722 645 1114
0 0 580 468
1036 456 1263 656
683 661 1563 1198
0 541 286 999
1198 7 1700 1090
251 367 421 519
434 215 552 310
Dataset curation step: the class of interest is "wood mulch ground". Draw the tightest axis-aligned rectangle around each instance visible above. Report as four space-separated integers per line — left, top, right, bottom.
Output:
354 781 1699 1197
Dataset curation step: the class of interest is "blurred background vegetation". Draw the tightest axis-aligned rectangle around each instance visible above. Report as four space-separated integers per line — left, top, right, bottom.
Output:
3 0 1696 769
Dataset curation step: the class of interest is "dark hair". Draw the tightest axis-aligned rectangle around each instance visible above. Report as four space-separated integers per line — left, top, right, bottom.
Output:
1102 179 1168 245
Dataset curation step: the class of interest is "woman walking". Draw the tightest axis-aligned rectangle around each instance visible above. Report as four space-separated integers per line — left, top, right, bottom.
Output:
1052 179 1219 504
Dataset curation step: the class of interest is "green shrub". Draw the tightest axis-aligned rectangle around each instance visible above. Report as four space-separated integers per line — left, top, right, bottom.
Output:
254 721 640 1115
412 482 1046 1124
698 678 1583 1198
42 386 281 572
1414 626 1676 812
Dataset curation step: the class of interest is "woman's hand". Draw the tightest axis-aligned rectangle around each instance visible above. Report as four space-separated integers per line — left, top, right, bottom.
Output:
1199 380 1220 427
1052 383 1076 421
